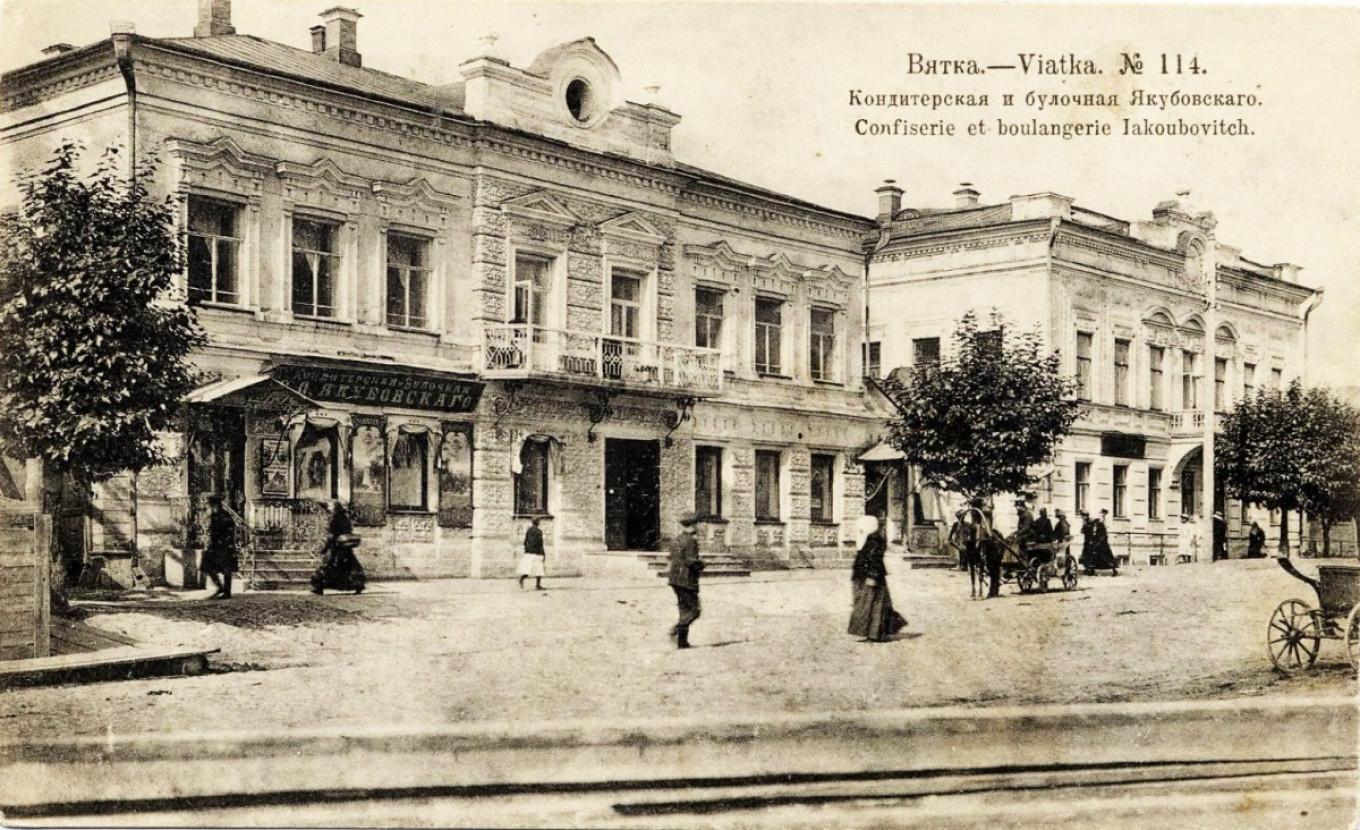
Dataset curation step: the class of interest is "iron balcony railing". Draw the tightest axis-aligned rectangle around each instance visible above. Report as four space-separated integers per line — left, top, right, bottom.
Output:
482 324 723 394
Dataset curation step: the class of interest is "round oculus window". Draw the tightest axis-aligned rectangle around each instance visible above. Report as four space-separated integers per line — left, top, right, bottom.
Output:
565 78 594 124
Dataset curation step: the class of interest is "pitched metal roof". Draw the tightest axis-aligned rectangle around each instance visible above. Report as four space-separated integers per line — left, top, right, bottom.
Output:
152 34 453 111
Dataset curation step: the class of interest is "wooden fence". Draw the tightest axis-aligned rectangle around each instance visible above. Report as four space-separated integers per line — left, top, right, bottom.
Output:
0 508 53 661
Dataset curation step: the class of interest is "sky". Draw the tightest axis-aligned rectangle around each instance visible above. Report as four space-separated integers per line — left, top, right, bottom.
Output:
2 0 1357 389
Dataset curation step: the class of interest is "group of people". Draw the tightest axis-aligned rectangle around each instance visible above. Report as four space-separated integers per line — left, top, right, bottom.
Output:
203 497 366 599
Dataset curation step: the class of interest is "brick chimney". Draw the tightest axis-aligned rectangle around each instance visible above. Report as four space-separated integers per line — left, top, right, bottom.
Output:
953 182 980 208
310 25 326 53
319 7 362 68
875 180 903 223
194 0 235 37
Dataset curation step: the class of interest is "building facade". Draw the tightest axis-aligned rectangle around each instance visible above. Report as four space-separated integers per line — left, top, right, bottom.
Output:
1 2 880 584
865 183 1322 563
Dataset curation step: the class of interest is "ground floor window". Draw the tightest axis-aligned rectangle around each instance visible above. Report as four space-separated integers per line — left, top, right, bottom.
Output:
1148 468 1162 520
1112 464 1128 518
515 439 551 515
810 453 835 522
695 446 722 518
1074 461 1091 514
438 424 473 528
755 450 781 521
390 429 429 510
1181 469 1198 518
295 425 338 501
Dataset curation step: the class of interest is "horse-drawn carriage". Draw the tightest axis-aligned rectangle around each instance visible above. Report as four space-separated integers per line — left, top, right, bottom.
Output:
997 533 1079 594
1266 558 1360 674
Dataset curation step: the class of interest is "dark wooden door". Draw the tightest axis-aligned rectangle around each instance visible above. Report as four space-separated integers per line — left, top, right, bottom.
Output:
604 439 660 551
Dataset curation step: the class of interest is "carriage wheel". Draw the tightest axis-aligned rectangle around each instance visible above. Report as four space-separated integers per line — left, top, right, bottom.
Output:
1267 599 1321 674
1344 606 1360 674
1016 569 1034 594
1062 558 1079 591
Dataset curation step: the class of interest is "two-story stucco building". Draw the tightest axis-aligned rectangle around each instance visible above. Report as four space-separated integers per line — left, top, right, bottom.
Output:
864 182 1322 563
1 1 881 586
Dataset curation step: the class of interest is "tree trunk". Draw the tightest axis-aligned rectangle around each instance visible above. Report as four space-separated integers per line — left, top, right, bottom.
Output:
1278 509 1290 557
1321 518 1332 557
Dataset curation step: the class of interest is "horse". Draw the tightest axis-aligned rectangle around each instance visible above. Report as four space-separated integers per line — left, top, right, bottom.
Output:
959 507 991 599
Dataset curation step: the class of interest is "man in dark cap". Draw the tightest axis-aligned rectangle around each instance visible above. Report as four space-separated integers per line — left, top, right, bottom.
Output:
667 511 705 649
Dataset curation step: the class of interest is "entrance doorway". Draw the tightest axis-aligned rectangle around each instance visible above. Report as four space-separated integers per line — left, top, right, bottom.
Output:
604 438 660 551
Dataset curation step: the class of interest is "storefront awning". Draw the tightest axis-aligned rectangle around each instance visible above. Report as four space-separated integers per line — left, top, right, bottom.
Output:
857 441 906 463
185 376 319 411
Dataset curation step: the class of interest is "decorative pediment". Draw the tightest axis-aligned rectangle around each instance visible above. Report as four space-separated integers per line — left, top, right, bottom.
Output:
276 158 366 211
750 252 802 297
598 212 667 246
372 178 459 227
165 136 274 197
684 241 749 287
500 191 579 228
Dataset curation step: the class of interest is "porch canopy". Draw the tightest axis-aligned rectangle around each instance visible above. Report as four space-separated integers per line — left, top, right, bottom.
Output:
185 375 319 412
857 441 906 463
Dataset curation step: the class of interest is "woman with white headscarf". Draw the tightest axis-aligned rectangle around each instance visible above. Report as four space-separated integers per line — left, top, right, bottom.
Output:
848 513 907 642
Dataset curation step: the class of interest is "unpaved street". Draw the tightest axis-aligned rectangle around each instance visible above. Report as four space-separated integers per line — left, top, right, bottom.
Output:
2 558 1354 741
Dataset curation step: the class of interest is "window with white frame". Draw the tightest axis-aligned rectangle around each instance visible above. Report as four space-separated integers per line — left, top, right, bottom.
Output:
291 217 340 319
863 341 881 378
809 307 837 381
187 196 241 305
810 454 836 522
610 269 644 339
1114 338 1131 406
386 233 430 330
1113 464 1128 518
695 288 724 350
1243 362 1256 399
1076 332 1093 401
755 449 781 520
511 253 553 326
1148 346 1165 411
754 297 783 375
389 431 429 511
1182 351 1201 410
1074 461 1091 513
1148 468 1163 520
1214 357 1228 411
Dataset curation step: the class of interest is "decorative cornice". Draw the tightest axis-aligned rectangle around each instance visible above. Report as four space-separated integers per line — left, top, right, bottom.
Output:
876 228 1050 261
1 50 119 112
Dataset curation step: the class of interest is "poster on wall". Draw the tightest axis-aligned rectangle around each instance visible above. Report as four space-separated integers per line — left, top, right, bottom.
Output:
438 422 473 528
349 415 387 526
259 439 291 498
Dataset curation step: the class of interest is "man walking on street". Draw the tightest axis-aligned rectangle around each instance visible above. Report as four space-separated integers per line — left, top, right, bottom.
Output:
667 511 704 649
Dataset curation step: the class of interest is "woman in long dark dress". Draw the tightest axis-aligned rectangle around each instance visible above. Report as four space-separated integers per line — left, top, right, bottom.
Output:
848 516 907 642
311 499 366 595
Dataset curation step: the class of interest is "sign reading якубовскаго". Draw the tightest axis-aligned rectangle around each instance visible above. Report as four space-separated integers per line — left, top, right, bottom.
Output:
270 364 483 413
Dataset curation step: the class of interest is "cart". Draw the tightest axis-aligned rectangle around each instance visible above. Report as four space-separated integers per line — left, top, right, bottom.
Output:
996 534 1078 594
1267 558 1360 674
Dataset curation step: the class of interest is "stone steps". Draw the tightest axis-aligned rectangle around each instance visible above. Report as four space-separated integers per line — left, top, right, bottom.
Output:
245 550 319 590
636 552 751 578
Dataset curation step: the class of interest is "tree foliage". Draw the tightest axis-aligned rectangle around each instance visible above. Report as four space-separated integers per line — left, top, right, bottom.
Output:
0 143 206 482
878 311 1082 501
1218 381 1360 545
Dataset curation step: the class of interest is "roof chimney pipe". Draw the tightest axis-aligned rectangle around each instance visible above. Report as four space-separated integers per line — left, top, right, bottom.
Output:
320 6 362 68
875 180 903 224
41 43 76 56
194 0 235 37
310 25 326 53
953 182 980 208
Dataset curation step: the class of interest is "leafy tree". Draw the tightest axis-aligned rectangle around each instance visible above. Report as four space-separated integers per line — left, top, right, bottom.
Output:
877 311 1082 504
1220 381 1360 556
0 143 206 486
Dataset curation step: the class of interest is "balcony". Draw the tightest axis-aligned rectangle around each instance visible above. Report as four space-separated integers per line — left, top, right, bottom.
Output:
481 325 723 396
1170 410 1223 437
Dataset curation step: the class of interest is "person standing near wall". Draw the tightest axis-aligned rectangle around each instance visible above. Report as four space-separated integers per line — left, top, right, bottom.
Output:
202 495 237 600
517 516 547 590
667 511 704 649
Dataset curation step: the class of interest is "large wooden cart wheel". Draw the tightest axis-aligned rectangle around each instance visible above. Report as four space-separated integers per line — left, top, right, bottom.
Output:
1344 605 1360 674
1267 599 1321 674
1016 569 1034 594
1062 557 1079 591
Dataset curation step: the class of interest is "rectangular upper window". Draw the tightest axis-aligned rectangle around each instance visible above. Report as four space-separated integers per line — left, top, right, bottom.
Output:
1074 461 1091 513
809 308 836 382
695 288 724 350
512 254 553 326
1075 332 1093 401
863 341 881 379
1182 351 1201 410
386 233 430 330
187 197 241 306
1113 338 1131 407
1113 464 1128 518
913 337 940 367
1214 357 1229 411
291 217 339 319
754 298 783 375
610 269 643 339
1149 345 1165 411
1243 362 1256 399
